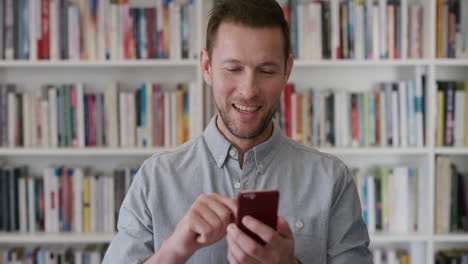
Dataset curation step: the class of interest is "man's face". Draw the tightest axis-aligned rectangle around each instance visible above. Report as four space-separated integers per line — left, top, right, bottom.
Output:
202 22 293 139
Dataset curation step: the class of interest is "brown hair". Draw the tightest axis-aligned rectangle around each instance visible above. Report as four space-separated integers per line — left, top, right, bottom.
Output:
206 0 291 63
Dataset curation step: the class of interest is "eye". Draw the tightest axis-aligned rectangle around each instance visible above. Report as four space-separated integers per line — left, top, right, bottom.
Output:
261 70 276 75
227 68 241 72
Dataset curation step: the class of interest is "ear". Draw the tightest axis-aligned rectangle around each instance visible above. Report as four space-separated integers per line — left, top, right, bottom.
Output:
284 53 294 82
200 48 213 86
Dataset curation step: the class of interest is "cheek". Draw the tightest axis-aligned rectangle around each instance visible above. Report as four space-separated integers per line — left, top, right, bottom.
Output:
262 80 284 101
213 74 236 102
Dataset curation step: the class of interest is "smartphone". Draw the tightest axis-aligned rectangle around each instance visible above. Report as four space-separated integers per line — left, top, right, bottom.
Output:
236 190 279 245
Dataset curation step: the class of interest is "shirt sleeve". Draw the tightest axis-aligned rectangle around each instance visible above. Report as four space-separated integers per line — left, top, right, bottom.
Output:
102 162 155 264
326 163 372 264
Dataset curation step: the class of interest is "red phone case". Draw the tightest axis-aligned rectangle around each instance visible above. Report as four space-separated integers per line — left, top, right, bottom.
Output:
236 190 279 245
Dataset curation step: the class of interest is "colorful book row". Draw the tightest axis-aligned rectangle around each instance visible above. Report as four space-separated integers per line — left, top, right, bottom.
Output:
436 0 468 59
436 249 468 264
280 0 424 60
372 248 413 264
0 165 137 233
277 74 426 148
435 156 468 234
0 0 198 61
0 247 106 264
352 166 421 234
0 82 191 149
436 81 468 147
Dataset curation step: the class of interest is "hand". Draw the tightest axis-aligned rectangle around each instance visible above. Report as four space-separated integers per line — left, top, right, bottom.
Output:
226 215 297 264
166 193 237 261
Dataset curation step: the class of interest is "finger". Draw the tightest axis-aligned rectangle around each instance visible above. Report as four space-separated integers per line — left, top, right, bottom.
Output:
277 215 294 238
227 250 239 264
211 193 238 216
227 227 260 264
226 233 241 264
200 196 235 227
227 224 264 263
194 202 223 231
188 210 214 244
242 215 278 245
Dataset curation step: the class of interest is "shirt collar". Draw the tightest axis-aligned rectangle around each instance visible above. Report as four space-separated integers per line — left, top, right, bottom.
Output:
203 115 283 173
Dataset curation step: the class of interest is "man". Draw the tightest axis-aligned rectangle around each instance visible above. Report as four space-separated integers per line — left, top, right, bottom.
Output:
103 0 371 263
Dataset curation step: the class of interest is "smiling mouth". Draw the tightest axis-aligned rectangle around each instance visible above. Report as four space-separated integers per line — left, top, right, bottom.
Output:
233 103 261 113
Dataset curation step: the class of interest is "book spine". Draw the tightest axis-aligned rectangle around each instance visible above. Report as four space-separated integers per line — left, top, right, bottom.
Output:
83 176 90 232
27 177 36 232
122 0 131 60
437 83 445 147
391 84 400 146
387 2 395 59
444 82 455 146
176 87 184 145
73 168 83 233
363 92 370 147
49 0 58 60
371 5 383 60
407 80 416 147
163 92 170 147
379 0 387 58
465 83 468 147
4 0 15 59
399 81 408 147
146 8 154 59
139 8 148 59
0 0 4 59
119 91 127 147
146 83 154 147
41 0 50 59
401 0 408 59
18 176 27 232
331 0 340 59
8 89 17 148
181 4 189 59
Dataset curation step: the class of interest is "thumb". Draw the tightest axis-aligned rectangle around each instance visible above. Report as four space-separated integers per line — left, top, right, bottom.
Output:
277 215 294 238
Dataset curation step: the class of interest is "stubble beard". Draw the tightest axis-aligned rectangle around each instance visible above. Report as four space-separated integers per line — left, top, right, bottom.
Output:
216 99 280 140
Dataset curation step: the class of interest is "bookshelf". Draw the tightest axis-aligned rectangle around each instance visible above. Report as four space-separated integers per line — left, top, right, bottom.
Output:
0 0 467 263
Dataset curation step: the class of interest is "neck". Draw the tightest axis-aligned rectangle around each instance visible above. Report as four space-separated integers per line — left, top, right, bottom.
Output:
216 115 273 169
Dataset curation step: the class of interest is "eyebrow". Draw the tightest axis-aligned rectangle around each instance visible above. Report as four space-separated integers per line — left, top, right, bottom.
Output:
221 59 280 68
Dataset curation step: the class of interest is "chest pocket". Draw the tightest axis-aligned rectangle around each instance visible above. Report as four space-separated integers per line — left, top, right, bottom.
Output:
284 215 326 264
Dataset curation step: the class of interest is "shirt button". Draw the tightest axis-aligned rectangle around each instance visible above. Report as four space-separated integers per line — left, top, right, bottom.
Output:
259 162 264 170
234 182 241 189
295 221 304 229
229 149 236 157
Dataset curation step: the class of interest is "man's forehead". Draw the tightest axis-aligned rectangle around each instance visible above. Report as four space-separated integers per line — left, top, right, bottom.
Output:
212 23 284 64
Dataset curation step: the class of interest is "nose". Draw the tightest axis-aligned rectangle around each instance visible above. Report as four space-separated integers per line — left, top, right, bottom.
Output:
238 71 259 99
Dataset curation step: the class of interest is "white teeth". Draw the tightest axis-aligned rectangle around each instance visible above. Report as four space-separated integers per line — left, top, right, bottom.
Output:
234 104 260 113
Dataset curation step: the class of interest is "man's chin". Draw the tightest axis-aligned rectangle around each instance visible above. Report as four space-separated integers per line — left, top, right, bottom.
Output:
229 126 264 139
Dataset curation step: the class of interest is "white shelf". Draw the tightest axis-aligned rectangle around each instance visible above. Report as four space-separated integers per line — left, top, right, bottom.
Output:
433 234 468 243
0 232 115 244
370 233 431 243
0 147 431 156
370 234 468 243
318 147 430 155
434 59 468 66
0 148 172 156
0 59 198 68
294 59 432 67
1 232 448 244
434 148 468 155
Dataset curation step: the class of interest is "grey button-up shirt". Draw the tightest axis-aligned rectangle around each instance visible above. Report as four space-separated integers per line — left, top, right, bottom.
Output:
103 117 371 264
